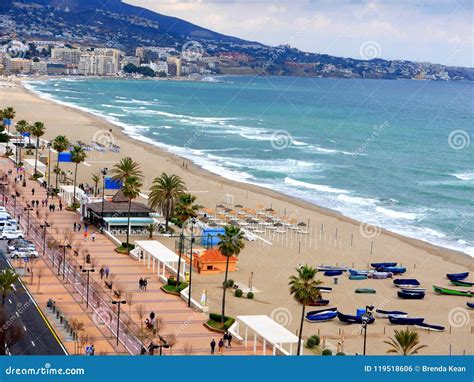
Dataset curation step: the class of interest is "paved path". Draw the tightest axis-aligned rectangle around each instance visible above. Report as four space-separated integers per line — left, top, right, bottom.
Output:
0 160 263 355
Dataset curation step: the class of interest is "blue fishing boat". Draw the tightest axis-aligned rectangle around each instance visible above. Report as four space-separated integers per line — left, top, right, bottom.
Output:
306 311 338 322
377 266 406 274
393 279 420 287
337 312 375 325
306 307 337 316
349 269 369 276
397 291 425 299
371 262 397 268
349 274 368 280
446 272 469 281
308 299 330 306
415 323 445 332
376 309 408 318
400 287 426 293
388 315 425 325
466 302 474 309
324 270 343 276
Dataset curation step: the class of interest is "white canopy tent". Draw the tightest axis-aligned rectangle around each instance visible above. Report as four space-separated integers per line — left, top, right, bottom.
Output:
134 240 186 282
232 315 300 355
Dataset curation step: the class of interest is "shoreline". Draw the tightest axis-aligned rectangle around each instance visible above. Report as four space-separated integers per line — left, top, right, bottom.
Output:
18 78 473 268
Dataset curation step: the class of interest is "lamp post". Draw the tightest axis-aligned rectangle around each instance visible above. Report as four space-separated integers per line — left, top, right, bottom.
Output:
361 305 374 355
100 168 108 227
58 244 72 280
40 222 51 256
176 232 184 286
187 218 196 308
80 266 95 309
111 300 126 346
10 194 16 218
23 205 33 235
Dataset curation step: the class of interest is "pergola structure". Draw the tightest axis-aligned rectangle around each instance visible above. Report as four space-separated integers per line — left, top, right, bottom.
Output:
133 240 186 282
232 315 300 355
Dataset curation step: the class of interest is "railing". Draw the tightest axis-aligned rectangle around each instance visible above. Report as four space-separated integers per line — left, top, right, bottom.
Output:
4 195 143 355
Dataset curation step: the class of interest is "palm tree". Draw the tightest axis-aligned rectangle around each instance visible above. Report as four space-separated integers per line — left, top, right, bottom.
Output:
384 329 427 355
217 225 245 322
146 223 158 239
174 193 199 226
91 173 100 196
2 107 16 135
70 145 87 204
15 120 28 165
0 269 19 305
30 122 45 177
289 265 322 355
122 176 142 255
110 157 142 184
52 135 70 190
148 173 186 231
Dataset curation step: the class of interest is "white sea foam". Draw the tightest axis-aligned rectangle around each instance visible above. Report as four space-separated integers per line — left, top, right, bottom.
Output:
451 172 474 181
375 206 422 221
337 194 378 206
284 177 350 194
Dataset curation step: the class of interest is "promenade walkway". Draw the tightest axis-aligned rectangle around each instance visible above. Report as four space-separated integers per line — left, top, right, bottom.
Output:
0 158 263 355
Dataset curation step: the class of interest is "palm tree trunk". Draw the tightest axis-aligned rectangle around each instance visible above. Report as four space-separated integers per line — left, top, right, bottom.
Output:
297 304 306 355
55 153 60 190
126 199 131 255
220 256 230 323
34 138 39 176
73 163 78 205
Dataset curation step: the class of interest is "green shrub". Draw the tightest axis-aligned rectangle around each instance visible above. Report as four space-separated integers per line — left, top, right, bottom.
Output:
176 282 188 292
306 337 318 349
234 289 243 297
309 335 320 346
121 242 135 250
322 349 332 356
207 313 235 331
336 352 346 356
247 292 254 299
227 279 234 287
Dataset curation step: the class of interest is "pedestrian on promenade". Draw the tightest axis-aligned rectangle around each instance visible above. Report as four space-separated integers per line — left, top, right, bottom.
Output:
84 222 88 231
35 200 39 208
105 266 110 278
77 223 81 231
90 344 95 356
210 339 216 354
59 201 63 211
91 232 96 242
143 278 148 291
99 266 104 279
73 222 77 232
218 338 224 354
83 231 88 241
223 332 229 347
139 277 144 291
227 332 233 348
31 188 35 196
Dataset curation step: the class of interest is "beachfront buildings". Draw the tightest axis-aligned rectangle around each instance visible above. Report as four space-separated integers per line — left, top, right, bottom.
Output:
78 48 121 76
51 48 82 65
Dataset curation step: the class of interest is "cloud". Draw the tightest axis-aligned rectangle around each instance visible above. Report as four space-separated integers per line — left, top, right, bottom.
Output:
126 0 474 67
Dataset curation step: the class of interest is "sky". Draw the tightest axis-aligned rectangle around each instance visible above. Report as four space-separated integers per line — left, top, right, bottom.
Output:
126 0 474 67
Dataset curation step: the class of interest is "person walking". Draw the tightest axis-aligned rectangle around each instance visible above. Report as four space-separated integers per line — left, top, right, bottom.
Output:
77 223 81 232
143 278 148 291
59 201 63 211
91 232 96 242
227 332 233 348
218 338 224 354
31 188 35 196
210 339 216 354
105 266 110 278
223 332 229 348
73 222 77 232
99 266 105 279
139 277 144 291
90 344 95 356
83 231 88 241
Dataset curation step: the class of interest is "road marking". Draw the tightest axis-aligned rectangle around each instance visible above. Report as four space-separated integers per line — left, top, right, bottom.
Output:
31 340 36 347
23 325 27 332
15 312 19 317
12 284 16 291
8 298 12 304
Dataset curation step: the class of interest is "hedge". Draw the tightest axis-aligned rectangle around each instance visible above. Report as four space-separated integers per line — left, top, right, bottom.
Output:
322 349 333 356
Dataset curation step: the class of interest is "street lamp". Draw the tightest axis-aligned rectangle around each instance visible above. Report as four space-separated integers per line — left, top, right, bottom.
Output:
100 168 108 227
10 194 16 218
80 266 95 309
40 222 51 256
47 142 52 188
187 218 196 308
23 205 33 235
111 300 126 346
176 232 184 286
361 305 374 355
58 244 72 280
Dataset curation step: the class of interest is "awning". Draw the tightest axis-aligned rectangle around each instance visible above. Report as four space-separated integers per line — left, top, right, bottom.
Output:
103 217 155 226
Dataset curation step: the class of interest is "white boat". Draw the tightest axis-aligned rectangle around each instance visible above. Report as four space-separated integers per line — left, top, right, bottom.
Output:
400 287 426 293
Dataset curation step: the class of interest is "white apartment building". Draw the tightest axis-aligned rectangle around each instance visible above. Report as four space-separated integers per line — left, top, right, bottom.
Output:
78 49 121 76
51 47 82 65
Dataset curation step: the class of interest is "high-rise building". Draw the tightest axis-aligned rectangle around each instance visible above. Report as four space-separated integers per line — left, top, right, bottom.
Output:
51 48 82 65
78 49 121 76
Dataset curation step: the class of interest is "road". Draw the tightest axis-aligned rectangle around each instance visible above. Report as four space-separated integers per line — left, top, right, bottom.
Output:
0 242 67 355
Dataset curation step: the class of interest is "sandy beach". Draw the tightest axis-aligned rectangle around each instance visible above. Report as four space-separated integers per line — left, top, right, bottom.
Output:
0 79 472 355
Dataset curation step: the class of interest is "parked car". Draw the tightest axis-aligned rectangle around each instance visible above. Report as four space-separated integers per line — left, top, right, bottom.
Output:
0 207 7 213
7 239 35 253
10 249 39 259
1 230 24 240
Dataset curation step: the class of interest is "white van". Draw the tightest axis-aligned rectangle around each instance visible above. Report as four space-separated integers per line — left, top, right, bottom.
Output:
0 221 17 230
